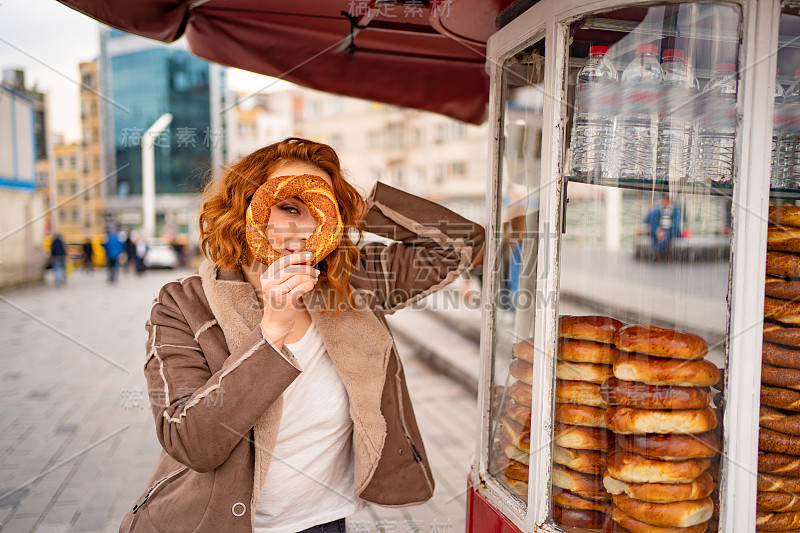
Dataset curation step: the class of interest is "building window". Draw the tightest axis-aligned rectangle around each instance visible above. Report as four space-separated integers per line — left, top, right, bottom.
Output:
434 164 446 184
56 157 64 169
81 73 95 90
367 131 382 149
59 210 67 222
450 161 467 176
308 101 322 118
387 123 403 149
435 121 467 144
72 209 79 222
84 189 91 201
70 182 78 195
328 98 343 115
70 156 77 168
57 183 64 196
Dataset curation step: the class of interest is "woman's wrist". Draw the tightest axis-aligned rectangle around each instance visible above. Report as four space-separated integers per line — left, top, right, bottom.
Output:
260 323 288 351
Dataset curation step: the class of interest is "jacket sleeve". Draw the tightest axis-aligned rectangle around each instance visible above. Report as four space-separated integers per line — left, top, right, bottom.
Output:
352 181 486 314
143 284 302 473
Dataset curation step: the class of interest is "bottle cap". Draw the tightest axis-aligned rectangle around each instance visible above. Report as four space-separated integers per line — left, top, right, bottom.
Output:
662 49 685 59
636 43 659 56
588 45 610 56
714 63 736 74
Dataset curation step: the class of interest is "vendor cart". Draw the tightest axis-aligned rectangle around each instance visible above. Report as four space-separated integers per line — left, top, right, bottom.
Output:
468 1 800 532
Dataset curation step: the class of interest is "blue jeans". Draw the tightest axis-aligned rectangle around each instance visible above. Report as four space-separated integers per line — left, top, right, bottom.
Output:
107 257 119 283
295 518 346 533
52 257 66 287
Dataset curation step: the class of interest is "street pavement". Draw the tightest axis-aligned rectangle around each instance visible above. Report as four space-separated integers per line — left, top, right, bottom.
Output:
0 264 477 533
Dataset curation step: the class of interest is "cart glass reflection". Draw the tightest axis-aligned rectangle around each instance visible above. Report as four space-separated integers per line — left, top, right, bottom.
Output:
554 3 740 531
489 37 546 505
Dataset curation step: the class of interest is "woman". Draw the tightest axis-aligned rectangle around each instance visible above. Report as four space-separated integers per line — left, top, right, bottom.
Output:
119 138 485 533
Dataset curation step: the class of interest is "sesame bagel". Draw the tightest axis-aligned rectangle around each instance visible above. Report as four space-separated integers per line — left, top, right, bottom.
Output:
604 471 714 503
770 205 800 228
616 432 719 460
557 361 615 384
614 353 720 388
557 380 606 407
601 378 712 410
614 325 708 360
759 452 800 476
765 276 800 301
610 506 708 533
605 406 717 435
760 405 800 437
560 338 621 364
560 315 625 344
553 445 607 476
766 252 800 279
556 404 608 428
606 451 711 484
763 341 800 370
612 494 713 528
246 174 343 268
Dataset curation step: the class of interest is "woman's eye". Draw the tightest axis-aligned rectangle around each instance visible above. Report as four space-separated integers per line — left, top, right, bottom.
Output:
280 205 299 214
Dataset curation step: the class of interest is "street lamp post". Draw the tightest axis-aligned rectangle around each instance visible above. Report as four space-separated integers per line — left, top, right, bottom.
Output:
142 113 172 240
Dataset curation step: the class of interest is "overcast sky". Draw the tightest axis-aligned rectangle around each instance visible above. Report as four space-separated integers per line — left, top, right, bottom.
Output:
1 0 291 143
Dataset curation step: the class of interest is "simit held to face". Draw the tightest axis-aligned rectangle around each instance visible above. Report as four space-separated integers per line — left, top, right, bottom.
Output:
265 162 334 255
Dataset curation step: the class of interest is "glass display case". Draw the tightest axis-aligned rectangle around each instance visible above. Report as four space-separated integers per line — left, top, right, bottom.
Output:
470 1 796 532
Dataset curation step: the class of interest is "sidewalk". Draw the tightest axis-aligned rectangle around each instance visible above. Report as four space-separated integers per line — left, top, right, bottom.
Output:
0 267 476 533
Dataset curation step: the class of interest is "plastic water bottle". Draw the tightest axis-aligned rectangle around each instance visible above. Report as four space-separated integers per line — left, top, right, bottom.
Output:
656 49 698 183
770 71 786 187
613 44 663 181
777 70 800 188
683 57 701 181
695 63 738 185
568 45 619 180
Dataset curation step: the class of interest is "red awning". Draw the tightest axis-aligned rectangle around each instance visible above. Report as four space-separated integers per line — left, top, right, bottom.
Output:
59 0 516 124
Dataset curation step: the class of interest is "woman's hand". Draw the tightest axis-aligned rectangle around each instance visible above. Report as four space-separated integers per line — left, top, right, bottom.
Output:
259 252 319 347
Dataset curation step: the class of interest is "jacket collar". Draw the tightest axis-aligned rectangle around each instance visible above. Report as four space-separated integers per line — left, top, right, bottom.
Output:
197 257 394 493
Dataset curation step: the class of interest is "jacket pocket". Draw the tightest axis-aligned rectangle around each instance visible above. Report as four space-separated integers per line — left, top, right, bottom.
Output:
143 466 216 533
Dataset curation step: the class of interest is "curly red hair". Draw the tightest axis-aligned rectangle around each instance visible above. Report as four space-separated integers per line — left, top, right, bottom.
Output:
198 138 366 316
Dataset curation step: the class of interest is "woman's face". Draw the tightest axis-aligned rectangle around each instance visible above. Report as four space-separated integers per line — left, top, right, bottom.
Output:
264 162 334 255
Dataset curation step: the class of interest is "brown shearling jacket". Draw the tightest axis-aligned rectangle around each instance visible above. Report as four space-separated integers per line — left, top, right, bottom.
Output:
119 181 486 532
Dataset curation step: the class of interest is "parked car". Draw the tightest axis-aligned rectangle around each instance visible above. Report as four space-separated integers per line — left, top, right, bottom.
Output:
143 240 178 269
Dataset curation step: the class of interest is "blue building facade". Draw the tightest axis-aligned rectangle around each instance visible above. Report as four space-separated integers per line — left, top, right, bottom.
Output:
102 30 215 198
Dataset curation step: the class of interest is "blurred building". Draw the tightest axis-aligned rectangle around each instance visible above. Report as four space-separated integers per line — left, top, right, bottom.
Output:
296 87 488 225
0 80 47 287
99 28 226 245
78 60 106 238
224 90 299 163
51 141 82 238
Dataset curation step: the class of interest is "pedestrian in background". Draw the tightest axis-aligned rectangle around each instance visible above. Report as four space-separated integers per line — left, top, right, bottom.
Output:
119 137 486 533
82 238 94 273
124 232 136 274
103 230 124 284
134 234 148 276
50 233 67 287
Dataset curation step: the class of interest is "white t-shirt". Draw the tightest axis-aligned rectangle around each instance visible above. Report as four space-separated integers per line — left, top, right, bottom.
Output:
253 322 366 533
